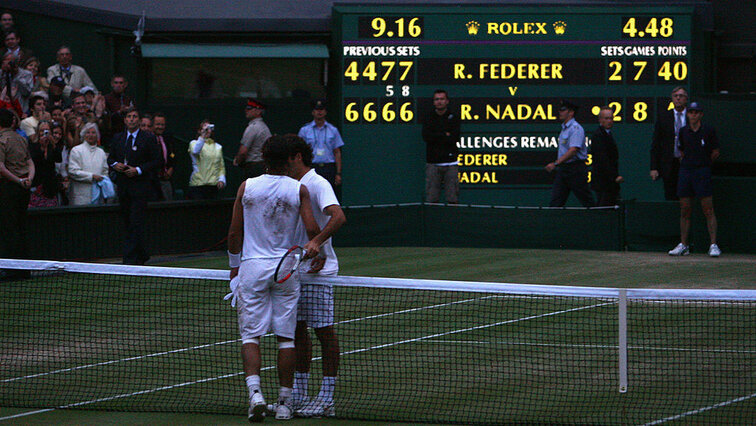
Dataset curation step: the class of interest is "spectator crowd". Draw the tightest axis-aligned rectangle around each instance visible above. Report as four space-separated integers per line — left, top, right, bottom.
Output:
0 11 226 207
0 10 348 266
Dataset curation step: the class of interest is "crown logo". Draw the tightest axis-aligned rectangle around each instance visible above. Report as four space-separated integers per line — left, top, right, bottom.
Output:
553 21 566 35
466 20 480 35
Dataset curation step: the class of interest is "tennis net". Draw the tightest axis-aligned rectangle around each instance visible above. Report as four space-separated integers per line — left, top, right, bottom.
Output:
1 259 755 424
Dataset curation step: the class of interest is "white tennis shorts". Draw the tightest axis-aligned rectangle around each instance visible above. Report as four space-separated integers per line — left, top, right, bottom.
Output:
297 283 334 329
236 258 300 342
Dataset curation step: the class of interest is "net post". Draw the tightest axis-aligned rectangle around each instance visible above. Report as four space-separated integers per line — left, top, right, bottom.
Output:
618 289 628 393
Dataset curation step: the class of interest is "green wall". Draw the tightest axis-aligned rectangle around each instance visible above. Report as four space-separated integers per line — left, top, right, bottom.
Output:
12 10 137 97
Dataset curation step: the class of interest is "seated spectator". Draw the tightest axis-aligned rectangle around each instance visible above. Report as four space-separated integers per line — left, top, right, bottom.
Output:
50 121 69 204
67 122 110 205
70 92 107 135
64 116 82 150
140 113 153 133
46 46 97 98
104 75 133 114
22 57 48 92
1 51 33 114
80 85 105 114
0 11 14 32
47 76 71 110
19 94 50 137
49 104 63 126
188 120 226 199
104 75 134 138
1 85 24 120
28 120 62 207
4 30 33 66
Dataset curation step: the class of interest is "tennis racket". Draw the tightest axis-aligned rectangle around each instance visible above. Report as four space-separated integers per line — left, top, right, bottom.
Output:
274 245 306 283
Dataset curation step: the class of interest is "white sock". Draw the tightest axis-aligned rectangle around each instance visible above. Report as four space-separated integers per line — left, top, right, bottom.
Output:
317 376 336 402
293 372 309 401
279 386 293 400
246 375 261 400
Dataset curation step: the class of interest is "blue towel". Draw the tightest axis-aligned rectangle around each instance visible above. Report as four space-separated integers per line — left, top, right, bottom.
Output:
91 176 116 204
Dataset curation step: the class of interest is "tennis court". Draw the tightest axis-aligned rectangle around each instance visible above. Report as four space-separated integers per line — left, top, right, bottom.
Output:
2 248 755 424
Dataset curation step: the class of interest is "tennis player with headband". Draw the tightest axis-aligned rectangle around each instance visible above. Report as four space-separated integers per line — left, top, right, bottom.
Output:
227 135 325 422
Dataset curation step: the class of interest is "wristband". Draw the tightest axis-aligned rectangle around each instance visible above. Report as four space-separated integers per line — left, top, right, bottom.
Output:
228 250 241 268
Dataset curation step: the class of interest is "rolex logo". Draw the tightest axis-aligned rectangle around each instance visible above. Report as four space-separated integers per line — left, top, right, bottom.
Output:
553 21 566 35
466 20 480 35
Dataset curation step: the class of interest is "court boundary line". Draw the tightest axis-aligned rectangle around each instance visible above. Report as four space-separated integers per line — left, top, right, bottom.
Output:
642 392 756 425
0 300 607 422
2 294 502 384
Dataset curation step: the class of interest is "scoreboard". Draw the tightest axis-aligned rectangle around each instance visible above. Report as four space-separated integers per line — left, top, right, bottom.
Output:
333 5 696 205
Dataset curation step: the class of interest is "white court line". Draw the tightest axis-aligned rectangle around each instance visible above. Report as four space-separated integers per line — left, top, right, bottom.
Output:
2 339 240 383
0 409 55 421
3 294 502 383
0 300 607 422
342 301 613 356
426 340 756 354
641 392 756 425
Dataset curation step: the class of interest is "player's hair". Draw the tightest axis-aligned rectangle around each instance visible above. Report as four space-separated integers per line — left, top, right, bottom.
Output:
599 105 613 114
284 133 313 167
111 74 127 83
153 112 166 120
671 86 688 96
433 89 448 98
262 134 290 171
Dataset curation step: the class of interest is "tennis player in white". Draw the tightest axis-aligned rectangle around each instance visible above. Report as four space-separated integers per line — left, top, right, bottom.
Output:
285 135 346 418
227 135 325 422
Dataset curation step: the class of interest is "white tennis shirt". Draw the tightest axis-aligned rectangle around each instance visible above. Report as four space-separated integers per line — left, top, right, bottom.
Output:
295 168 340 276
242 174 302 260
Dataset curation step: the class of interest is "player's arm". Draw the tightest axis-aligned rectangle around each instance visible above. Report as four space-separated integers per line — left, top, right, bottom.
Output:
307 204 346 273
227 181 246 279
320 204 346 242
299 185 322 259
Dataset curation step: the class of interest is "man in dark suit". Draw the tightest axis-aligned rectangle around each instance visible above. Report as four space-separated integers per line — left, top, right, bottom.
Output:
152 112 176 200
650 86 687 200
108 107 163 265
591 106 623 206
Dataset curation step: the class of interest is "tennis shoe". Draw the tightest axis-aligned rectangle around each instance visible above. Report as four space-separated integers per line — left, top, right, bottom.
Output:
295 397 335 418
248 391 267 423
274 397 294 420
708 244 721 257
668 243 689 256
